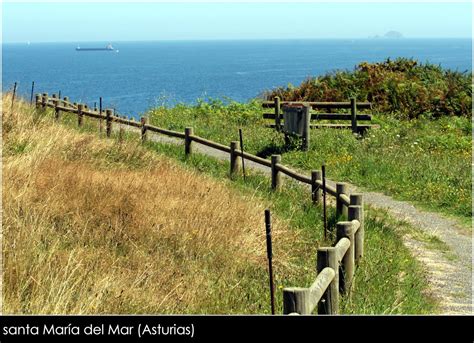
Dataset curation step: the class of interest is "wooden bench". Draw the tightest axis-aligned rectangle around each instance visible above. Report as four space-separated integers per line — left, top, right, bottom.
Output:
262 97 379 134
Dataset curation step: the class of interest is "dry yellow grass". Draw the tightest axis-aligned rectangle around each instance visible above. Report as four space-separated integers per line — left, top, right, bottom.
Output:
2 95 300 314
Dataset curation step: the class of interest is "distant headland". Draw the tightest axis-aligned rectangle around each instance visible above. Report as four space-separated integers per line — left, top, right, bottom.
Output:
369 31 404 39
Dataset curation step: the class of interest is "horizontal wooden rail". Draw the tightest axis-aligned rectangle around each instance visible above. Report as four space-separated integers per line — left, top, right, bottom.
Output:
191 135 232 153
339 194 351 207
237 150 272 168
262 101 372 109
307 267 336 313
283 267 336 314
267 124 379 130
147 124 186 139
111 115 137 126
335 237 351 263
315 180 337 197
263 113 373 121
275 163 312 184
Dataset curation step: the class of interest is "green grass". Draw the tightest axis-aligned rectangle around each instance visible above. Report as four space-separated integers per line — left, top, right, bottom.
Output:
147 100 471 227
52 108 437 314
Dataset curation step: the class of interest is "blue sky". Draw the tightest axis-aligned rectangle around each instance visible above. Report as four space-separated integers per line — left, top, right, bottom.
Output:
3 2 472 43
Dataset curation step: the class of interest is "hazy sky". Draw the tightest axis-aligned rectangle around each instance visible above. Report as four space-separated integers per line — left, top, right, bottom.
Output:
3 2 472 43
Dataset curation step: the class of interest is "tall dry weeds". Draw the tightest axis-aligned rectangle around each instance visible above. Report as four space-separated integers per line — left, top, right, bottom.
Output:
2 95 299 313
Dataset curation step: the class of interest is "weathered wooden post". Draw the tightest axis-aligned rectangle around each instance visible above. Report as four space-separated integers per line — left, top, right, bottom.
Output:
106 109 113 138
63 96 69 107
336 222 355 295
349 194 364 261
302 104 311 151
271 154 282 190
184 127 194 157
317 247 339 314
99 97 103 133
35 94 41 109
283 288 310 314
77 104 84 127
41 93 48 109
311 170 322 204
350 97 357 134
238 128 246 180
336 182 349 219
118 127 124 143
229 141 241 178
274 96 281 131
141 117 148 143
52 94 59 120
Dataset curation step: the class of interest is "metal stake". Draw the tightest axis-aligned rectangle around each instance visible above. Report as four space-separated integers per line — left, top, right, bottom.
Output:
265 209 276 315
11 82 18 111
30 81 35 104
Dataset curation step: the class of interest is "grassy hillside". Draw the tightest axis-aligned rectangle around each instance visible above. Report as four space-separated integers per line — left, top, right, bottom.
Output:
3 95 309 314
147 101 471 225
6 94 440 314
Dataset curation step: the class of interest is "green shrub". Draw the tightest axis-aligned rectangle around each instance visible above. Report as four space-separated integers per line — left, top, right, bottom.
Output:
265 58 472 119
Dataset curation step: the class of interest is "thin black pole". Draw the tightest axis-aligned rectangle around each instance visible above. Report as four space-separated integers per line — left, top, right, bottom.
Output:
11 82 18 110
58 90 61 100
99 97 102 113
239 128 246 181
322 164 328 240
265 209 275 315
30 81 35 104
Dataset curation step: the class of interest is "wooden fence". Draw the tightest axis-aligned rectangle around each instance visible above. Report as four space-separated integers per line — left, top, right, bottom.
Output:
36 92 365 315
262 96 378 134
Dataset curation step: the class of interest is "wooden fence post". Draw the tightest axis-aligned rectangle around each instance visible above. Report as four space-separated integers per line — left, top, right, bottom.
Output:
317 247 339 314
35 94 41 109
77 104 84 127
106 109 113 137
350 194 364 261
271 155 282 190
283 288 311 314
141 117 148 143
274 96 281 131
42 93 48 109
184 127 194 157
350 97 357 134
311 170 322 204
230 141 241 178
63 96 69 108
52 94 60 120
336 222 355 295
336 182 349 219
302 104 311 151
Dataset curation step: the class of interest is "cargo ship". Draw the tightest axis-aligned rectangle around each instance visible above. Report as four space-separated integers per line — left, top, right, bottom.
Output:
76 44 117 52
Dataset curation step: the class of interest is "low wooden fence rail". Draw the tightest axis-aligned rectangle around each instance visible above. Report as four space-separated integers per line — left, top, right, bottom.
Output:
262 96 377 134
37 92 365 315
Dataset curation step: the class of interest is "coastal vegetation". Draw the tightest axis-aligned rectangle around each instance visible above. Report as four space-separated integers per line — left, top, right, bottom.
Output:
3 94 436 314
265 58 472 119
147 59 472 225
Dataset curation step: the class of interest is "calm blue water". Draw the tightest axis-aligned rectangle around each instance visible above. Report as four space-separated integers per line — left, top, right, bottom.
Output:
3 39 472 116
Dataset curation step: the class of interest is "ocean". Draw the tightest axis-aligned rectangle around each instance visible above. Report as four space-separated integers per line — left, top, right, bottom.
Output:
2 39 472 116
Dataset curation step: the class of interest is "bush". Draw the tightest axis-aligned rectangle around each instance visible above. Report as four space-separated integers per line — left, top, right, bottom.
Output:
264 58 472 119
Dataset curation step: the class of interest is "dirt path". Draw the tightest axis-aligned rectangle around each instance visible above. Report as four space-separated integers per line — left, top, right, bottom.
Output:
123 125 472 314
